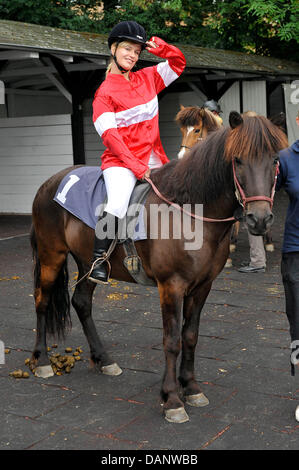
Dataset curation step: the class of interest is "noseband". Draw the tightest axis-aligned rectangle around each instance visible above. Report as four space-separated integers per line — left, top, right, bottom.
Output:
232 158 279 210
180 145 192 150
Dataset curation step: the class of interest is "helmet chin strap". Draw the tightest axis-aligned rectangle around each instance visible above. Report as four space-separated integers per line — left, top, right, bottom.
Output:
112 43 129 74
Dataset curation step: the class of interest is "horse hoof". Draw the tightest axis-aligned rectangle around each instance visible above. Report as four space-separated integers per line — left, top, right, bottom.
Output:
35 365 54 378
225 258 232 268
229 244 236 253
295 405 299 422
185 392 209 407
101 363 123 376
265 244 274 252
164 407 189 423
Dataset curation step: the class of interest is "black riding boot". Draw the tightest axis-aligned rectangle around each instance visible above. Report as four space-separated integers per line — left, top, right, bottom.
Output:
88 212 118 284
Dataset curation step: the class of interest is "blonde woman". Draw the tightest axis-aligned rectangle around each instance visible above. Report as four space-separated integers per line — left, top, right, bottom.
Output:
89 21 186 283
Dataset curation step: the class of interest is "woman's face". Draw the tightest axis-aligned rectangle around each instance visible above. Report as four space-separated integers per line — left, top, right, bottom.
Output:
112 41 142 71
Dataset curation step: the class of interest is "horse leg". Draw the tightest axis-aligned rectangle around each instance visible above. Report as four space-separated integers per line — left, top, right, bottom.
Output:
225 222 239 267
32 252 70 378
158 281 189 423
230 221 239 253
264 229 274 252
179 283 212 408
71 260 122 376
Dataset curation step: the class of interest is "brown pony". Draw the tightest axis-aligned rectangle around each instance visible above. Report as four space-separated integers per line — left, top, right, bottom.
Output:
30 112 288 423
175 105 221 159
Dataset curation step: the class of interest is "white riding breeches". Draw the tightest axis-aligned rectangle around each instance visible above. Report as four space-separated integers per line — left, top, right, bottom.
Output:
103 151 163 219
103 167 137 219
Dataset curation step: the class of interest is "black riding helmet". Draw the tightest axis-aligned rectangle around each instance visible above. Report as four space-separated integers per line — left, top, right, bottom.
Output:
108 21 147 74
108 21 147 49
203 99 222 114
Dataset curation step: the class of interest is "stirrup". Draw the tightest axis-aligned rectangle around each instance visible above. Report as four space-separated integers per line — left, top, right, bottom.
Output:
88 255 111 285
72 239 117 289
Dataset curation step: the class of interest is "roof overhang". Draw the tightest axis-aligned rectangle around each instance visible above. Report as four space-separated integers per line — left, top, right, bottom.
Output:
0 19 298 101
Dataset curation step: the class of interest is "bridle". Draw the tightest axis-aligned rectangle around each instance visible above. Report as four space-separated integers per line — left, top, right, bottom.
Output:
232 157 279 210
145 157 279 223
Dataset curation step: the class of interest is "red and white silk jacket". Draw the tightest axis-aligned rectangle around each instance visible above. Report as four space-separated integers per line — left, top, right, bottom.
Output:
92 37 186 179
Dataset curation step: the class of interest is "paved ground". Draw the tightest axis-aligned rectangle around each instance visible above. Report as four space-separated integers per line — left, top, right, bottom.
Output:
0 189 299 451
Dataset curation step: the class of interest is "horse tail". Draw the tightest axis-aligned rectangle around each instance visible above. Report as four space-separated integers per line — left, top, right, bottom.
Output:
30 224 71 339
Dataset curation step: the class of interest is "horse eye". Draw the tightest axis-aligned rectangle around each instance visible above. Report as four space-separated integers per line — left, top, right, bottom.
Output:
194 129 201 134
234 157 242 165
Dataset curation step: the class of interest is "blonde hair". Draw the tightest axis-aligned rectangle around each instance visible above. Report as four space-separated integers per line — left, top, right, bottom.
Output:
243 110 258 117
105 41 141 77
105 58 113 78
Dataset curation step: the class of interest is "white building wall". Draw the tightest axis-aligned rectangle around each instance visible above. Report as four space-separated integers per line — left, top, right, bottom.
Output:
0 114 73 213
242 80 267 116
219 81 240 125
283 83 299 144
83 98 103 166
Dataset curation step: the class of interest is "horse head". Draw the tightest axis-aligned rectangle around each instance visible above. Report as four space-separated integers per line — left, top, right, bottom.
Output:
175 105 221 159
227 111 288 236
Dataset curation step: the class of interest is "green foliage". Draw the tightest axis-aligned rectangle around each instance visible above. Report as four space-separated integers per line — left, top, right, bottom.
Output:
246 0 299 42
0 0 298 60
0 0 99 31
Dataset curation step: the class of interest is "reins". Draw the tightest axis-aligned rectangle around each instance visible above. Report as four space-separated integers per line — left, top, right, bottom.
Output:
145 158 279 223
144 176 236 223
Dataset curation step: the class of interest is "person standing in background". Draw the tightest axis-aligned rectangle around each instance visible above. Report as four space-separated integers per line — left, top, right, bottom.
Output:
238 111 267 273
276 110 299 421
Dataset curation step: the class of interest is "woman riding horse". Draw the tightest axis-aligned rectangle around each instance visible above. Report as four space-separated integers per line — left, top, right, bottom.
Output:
30 112 288 423
89 21 186 284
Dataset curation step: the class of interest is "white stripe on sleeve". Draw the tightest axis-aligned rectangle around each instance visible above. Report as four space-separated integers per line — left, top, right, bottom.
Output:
157 61 179 87
94 112 117 137
115 96 158 128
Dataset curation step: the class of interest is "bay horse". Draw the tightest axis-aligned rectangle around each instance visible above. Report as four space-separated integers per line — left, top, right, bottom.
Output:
30 111 288 423
175 105 221 159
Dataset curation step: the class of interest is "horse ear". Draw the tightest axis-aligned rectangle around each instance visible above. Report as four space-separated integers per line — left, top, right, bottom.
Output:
270 112 286 129
180 104 185 110
229 111 243 129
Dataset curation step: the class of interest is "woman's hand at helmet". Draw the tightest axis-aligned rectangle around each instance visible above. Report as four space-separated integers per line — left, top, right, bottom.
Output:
145 37 164 54
145 39 158 50
145 37 184 62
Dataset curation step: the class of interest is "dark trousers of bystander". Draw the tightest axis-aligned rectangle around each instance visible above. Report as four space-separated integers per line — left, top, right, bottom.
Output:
281 252 299 375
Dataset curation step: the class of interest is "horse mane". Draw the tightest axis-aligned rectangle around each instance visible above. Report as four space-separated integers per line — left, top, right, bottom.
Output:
175 106 220 133
224 115 288 162
152 115 288 205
